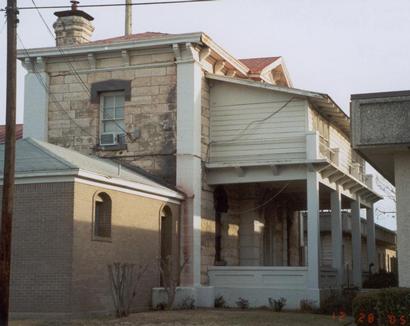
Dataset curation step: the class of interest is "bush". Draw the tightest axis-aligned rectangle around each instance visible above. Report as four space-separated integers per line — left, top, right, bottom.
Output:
363 271 398 289
236 297 249 310
300 299 317 313
269 297 287 312
320 288 359 316
179 296 195 310
214 295 226 308
353 288 410 326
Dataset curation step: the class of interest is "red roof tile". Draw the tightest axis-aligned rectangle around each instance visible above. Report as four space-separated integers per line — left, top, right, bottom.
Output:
89 32 172 45
240 57 281 74
0 124 23 144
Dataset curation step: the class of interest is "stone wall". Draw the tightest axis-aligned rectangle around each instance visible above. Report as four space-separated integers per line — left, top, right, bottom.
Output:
200 76 215 284
46 48 177 184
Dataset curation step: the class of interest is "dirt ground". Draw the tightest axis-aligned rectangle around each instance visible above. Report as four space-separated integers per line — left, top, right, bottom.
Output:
11 309 351 326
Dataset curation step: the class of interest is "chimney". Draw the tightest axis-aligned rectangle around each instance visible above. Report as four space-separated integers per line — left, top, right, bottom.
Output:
53 1 95 47
125 0 133 36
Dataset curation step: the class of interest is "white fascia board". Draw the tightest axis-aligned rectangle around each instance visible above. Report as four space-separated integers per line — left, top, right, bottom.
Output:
201 33 250 76
206 73 325 99
205 159 329 169
77 170 184 201
260 57 293 88
1 168 183 201
17 32 203 60
74 177 181 205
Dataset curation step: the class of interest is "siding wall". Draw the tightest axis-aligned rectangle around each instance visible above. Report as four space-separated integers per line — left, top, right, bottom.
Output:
308 107 365 177
209 81 308 165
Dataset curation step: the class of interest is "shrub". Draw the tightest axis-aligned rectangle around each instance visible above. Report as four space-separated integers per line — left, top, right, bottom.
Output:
236 297 249 310
353 288 410 326
268 297 287 312
320 288 359 316
214 295 226 308
300 299 317 313
363 271 398 289
179 296 195 310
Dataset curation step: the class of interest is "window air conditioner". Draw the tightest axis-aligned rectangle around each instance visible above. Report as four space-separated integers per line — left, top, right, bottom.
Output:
100 133 117 146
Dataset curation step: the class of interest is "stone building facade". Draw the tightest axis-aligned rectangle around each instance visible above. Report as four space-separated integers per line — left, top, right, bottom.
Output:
18 4 392 310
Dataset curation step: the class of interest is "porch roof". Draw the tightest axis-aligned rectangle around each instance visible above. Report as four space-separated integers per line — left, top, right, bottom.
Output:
206 73 351 138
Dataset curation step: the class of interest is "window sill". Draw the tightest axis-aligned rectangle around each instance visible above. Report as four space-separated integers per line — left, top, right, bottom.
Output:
96 144 127 151
92 236 112 243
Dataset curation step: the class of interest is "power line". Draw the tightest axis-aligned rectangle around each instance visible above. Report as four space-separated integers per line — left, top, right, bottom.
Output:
29 0 131 139
17 33 99 141
228 183 290 215
0 17 6 35
1 0 218 11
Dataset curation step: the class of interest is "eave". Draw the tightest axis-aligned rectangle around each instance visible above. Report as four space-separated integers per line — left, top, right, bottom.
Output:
206 73 351 139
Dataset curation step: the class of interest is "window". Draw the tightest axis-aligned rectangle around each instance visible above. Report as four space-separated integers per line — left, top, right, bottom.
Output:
100 92 125 145
93 192 112 239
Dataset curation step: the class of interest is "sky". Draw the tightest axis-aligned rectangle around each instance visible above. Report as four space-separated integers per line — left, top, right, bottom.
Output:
0 0 404 229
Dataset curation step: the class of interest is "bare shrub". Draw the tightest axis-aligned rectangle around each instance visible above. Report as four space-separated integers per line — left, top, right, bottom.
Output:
158 255 189 310
108 262 149 317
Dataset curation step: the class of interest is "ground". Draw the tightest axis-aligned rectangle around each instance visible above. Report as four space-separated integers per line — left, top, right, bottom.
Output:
12 309 350 325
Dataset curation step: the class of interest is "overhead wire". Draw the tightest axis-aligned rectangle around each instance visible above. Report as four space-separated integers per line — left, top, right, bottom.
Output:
0 16 7 35
205 97 296 163
228 183 290 215
29 0 131 139
17 33 99 141
1 0 219 11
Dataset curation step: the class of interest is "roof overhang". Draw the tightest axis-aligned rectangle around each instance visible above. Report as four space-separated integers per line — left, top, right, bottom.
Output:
1 168 184 202
17 32 204 60
206 73 351 138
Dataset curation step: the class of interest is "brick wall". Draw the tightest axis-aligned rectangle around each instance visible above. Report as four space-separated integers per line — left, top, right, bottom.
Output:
71 181 180 314
46 48 177 184
3 180 180 317
3 182 75 317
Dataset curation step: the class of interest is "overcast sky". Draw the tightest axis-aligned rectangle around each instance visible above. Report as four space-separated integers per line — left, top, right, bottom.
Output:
0 0 403 229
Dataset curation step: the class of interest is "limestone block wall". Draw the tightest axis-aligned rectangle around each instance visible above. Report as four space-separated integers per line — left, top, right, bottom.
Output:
46 48 177 184
200 76 215 284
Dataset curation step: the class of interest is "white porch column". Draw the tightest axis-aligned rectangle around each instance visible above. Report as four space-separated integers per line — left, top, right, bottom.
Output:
307 171 320 301
174 44 202 286
331 186 343 286
22 57 49 141
351 198 362 288
366 205 378 273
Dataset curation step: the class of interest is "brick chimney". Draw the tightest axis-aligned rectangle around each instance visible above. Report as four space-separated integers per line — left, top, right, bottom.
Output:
53 1 94 46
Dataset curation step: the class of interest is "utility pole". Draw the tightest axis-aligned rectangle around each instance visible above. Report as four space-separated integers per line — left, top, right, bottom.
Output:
0 0 18 325
125 0 132 35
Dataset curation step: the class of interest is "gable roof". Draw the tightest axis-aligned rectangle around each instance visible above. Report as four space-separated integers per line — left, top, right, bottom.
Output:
0 138 183 200
0 124 23 144
240 57 281 74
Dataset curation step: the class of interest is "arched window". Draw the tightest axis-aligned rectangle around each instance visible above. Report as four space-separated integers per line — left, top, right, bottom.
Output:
160 206 173 286
93 192 112 239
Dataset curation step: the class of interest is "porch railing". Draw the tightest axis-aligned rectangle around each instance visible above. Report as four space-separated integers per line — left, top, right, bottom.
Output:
208 266 308 290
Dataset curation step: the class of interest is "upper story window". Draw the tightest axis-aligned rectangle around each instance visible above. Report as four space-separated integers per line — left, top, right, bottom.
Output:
100 92 126 146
